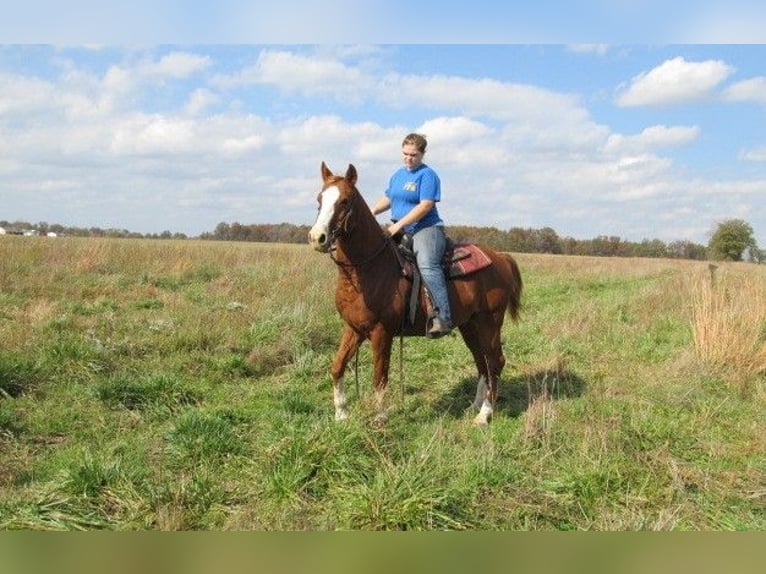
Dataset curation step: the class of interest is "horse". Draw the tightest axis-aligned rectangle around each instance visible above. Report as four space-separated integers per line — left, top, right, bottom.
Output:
308 162 523 425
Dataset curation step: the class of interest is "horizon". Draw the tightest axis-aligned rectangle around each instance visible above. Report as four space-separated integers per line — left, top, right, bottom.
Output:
0 217 736 251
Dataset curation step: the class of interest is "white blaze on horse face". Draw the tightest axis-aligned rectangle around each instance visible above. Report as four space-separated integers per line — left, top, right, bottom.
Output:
309 185 341 250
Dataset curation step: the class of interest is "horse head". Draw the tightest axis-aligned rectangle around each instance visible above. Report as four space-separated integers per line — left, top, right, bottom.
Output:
308 162 358 252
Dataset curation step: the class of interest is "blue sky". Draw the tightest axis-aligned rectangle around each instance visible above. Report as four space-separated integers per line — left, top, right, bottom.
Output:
4 1 766 44
1 7 765 245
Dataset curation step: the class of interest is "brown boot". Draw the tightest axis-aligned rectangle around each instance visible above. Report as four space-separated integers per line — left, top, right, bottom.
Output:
427 317 452 338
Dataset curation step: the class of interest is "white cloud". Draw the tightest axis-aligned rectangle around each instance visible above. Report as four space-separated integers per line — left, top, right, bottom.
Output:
109 115 197 156
0 72 57 115
93 51 213 113
214 49 592 130
723 76 766 104
418 116 491 142
417 117 506 169
213 50 373 103
604 125 700 154
739 147 766 162
694 179 766 195
386 73 585 123
146 52 211 78
185 88 219 115
616 57 734 106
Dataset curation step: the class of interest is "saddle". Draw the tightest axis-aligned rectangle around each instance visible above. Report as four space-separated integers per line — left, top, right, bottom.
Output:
392 232 493 327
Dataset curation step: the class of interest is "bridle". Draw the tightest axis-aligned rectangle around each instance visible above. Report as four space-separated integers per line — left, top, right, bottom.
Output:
325 187 393 269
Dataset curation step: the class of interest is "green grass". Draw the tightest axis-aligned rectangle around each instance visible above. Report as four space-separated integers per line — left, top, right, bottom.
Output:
0 237 764 530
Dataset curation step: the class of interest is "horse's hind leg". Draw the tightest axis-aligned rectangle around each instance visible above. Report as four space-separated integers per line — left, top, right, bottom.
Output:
458 321 490 409
459 316 505 426
475 356 501 426
331 325 364 421
472 376 489 411
477 321 506 426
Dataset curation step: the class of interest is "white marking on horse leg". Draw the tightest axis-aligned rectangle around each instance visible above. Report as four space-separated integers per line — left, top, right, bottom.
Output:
471 376 489 410
473 398 493 426
333 378 348 421
373 387 388 424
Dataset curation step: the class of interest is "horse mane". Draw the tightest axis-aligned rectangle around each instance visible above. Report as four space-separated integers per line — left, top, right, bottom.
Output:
339 172 388 242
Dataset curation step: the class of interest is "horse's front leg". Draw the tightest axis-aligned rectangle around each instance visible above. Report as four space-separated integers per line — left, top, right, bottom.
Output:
370 326 394 423
330 324 363 421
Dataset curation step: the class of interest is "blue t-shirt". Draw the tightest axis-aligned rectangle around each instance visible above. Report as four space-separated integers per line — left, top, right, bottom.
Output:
385 164 443 234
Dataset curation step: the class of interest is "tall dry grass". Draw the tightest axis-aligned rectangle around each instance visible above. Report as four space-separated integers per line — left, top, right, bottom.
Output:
690 264 766 380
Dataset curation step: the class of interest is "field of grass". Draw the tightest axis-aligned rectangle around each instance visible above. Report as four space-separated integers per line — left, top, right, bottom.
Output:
1 236 764 530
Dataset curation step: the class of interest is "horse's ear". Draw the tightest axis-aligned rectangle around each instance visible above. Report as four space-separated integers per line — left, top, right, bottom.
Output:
321 162 333 182
345 164 358 185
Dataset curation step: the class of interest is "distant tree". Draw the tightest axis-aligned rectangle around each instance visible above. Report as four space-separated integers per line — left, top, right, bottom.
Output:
590 236 628 257
213 222 231 240
746 245 765 264
634 238 667 258
534 227 562 254
667 240 707 260
708 219 758 261
560 236 580 255
506 227 535 252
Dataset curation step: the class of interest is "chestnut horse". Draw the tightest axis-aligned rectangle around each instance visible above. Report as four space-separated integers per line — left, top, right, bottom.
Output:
308 162 522 425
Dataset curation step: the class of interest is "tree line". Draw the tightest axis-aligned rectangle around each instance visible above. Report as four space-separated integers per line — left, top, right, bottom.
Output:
202 219 762 262
0 221 188 240
3 218 761 262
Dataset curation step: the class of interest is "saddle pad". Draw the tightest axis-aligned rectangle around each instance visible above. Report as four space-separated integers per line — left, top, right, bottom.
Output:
448 244 492 278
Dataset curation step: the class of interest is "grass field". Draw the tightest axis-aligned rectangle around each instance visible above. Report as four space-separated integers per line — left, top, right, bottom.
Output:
1 236 764 530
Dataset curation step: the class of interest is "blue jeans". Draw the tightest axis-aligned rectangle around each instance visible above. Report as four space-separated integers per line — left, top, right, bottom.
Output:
413 225 451 325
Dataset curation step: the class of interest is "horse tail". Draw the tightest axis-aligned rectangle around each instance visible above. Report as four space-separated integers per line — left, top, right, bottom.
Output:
504 253 523 322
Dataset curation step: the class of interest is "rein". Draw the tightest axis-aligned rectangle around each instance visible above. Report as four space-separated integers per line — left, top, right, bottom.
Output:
329 235 392 268
326 200 394 268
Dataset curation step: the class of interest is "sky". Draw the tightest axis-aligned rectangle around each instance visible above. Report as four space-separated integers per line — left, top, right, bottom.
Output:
1 4 765 246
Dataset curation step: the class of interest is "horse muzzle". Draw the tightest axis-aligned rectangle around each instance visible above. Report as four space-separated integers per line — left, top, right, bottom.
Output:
308 227 331 253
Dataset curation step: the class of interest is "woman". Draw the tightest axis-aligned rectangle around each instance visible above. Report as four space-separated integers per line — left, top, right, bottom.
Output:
371 133 452 338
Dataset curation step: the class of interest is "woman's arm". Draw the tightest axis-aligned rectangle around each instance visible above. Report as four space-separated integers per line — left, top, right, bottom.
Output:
387 199 435 236
371 196 391 216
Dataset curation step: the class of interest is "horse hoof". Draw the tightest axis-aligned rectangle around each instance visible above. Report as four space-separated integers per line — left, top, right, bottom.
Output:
335 410 349 422
372 412 388 427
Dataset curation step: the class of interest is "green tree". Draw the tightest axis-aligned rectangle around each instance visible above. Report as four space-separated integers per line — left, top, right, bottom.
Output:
708 219 758 261
534 227 562 254
667 240 707 260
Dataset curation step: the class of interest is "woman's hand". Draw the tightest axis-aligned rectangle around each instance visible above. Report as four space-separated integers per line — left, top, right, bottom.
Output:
387 221 403 237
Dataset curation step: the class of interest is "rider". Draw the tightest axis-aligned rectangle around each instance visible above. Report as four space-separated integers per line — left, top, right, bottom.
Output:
371 133 452 338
